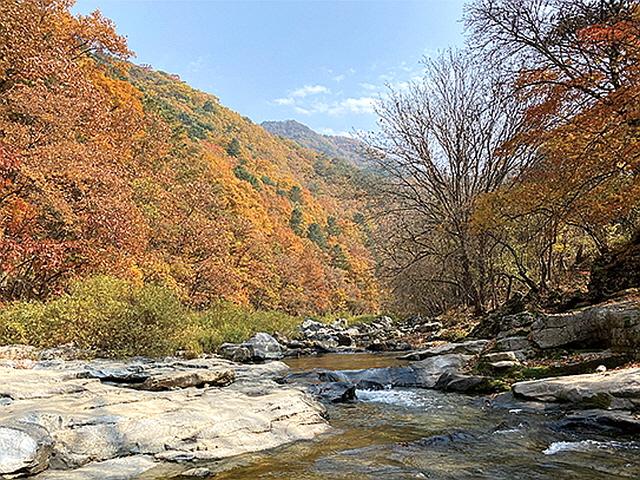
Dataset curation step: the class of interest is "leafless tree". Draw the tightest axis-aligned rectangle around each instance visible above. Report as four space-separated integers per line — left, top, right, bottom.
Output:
363 50 534 315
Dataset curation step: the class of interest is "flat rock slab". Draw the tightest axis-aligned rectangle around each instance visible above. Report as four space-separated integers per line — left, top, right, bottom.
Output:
512 368 640 409
33 456 162 480
530 298 640 350
554 409 640 435
0 357 328 478
399 340 489 361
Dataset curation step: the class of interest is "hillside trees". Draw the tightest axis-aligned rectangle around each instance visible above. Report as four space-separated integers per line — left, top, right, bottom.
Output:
0 0 380 316
0 0 145 300
466 0 640 298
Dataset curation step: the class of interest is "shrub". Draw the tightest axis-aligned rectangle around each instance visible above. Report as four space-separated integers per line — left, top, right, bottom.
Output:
190 302 300 353
0 276 187 357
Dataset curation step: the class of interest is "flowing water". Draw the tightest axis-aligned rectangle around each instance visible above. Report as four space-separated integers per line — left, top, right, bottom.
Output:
195 354 640 479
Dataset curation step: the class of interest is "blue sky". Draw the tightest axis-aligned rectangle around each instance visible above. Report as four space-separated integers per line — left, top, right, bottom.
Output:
74 0 467 135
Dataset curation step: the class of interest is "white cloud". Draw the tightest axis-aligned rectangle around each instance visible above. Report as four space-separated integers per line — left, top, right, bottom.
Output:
273 97 295 106
334 96 376 115
333 74 346 83
294 106 311 115
291 84 330 98
319 127 353 138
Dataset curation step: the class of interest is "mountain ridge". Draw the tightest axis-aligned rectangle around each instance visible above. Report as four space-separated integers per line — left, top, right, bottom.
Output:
261 120 369 167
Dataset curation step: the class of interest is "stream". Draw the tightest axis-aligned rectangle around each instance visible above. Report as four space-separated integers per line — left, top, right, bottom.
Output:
191 353 640 479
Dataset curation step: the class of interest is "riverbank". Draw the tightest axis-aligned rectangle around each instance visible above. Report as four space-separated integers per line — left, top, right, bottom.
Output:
1 290 639 478
0 351 328 479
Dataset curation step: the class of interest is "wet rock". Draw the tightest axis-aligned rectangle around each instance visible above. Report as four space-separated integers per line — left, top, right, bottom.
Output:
553 409 640 435
337 367 419 389
410 431 477 449
411 354 474 388
308 381 356 403
512 367 640 409
399 340 489 361
0 422 53 477
434 372 496 393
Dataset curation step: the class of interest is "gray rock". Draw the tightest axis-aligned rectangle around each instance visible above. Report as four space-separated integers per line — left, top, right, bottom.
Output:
483 351 518 363
488 360 519 370
308 381 356 403
512 367 640 409
337 367 419 389
495 312 538 338
220 333 284 363
33 455 159 480
181 466 213 477
0 422 52 477
330 319 348 330
219 344 252 363
139 368 235 391
530 298 640 350
243 333 284 361
0 356 328 477
554 409 640 435
412 354 474 388
494 336 532 352
400 341 488 361
434 372 496 393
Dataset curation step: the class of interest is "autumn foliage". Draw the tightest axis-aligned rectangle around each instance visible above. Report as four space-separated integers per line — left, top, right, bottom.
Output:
0 0 379 316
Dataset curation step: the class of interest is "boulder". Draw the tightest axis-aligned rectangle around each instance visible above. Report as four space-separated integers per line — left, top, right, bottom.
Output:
553 409 640 435
434 372 497 393
0 422 52 477
512 367 640 409
243 333 284 361
308 382 356 403
482 351 518 363
139 368 235 391
411 354 474 388
488 360 519 371
336 367 419 389
530 298 640 350
220 333 284 363
399 340 489 361
219 344 252 363
494 336 532 352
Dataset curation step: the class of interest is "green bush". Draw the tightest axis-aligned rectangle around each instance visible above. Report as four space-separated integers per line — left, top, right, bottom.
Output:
0 277 304 358
0 276 187 357
190 302 300 353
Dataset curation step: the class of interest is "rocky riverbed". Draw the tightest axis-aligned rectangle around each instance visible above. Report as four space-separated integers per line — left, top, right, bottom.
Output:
1 292 639 479
0 349 328 479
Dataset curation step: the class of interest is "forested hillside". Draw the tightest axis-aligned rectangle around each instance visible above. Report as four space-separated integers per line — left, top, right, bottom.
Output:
0 0 379 319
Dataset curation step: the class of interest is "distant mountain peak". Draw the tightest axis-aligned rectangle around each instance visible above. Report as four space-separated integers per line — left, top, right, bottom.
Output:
261 120 367 166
